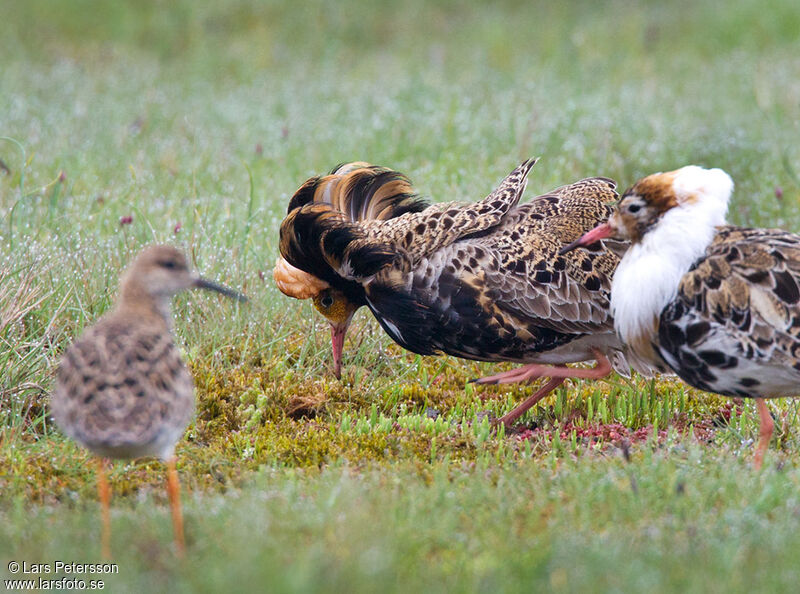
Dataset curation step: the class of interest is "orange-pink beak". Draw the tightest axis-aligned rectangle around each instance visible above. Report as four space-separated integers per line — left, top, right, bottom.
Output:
559 222 614 255
328 311 356 379
330 321 348 379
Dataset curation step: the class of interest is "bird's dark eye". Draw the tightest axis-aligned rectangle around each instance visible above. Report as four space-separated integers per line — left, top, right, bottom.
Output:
159 260 177 269
321 295 334 308
627 203 642 214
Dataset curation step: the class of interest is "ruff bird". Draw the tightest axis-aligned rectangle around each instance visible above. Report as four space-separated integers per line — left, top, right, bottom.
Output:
275 160 653 426
273 162 428 377
562 165 800 468
52 245 246 557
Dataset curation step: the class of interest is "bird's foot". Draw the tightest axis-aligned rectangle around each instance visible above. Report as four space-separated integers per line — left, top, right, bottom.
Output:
470 350 613 386
470 363 549 385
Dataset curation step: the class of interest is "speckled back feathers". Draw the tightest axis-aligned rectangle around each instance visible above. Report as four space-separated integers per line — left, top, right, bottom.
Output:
52 314 193 460
659 226 800 397
279 160 649 371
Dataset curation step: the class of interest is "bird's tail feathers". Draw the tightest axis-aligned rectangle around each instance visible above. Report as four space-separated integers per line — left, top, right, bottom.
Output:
479 158 538 212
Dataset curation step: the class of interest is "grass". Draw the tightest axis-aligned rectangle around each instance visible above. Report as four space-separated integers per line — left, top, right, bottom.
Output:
2 0 800 591
7 455 800 593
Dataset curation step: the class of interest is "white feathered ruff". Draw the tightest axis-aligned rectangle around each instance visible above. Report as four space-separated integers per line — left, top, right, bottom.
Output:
611 166 734 363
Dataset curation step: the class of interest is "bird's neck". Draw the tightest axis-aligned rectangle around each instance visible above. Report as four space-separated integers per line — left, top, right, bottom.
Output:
117 278 173 327
611 205 721 363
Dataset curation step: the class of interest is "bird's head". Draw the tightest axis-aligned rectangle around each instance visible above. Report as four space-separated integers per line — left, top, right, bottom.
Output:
273 257 358 378
311 287 358 378
118 245 247 316
560 166 733 253
126 245 247 299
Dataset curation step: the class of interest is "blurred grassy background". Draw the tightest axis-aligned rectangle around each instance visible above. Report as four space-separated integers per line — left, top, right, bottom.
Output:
2 0 800 591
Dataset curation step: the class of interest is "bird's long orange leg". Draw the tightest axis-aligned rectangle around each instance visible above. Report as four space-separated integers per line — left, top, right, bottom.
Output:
166 457 185 557
497 377 566 427
472 349 613 385
96 458 112 559
753 398 774 470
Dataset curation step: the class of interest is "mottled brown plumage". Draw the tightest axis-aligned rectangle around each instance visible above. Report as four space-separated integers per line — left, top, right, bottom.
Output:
277 160 653 425
341 162 624 363
659 225 800 399
52 245 246 556
54 313 194 460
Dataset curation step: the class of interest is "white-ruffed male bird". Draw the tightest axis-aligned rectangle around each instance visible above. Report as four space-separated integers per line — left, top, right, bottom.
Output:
562 166 800 468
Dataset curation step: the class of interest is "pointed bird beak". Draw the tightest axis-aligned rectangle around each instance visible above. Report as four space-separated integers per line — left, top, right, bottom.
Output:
328 308 356 379
194 277 249 302
330 320 349 379
559 222 614 255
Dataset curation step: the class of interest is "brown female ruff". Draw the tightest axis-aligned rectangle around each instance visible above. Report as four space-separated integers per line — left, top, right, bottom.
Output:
51 245 246 557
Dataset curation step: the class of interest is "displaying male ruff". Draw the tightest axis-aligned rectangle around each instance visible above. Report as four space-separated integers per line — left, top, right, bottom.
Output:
562 165 800 468
275 160 655 426
52 245 247 557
